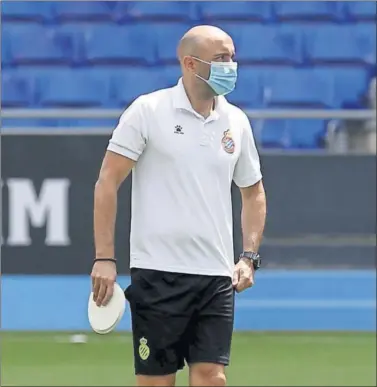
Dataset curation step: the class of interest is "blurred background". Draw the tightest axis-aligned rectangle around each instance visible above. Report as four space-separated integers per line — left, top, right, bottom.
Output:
1 1 376 386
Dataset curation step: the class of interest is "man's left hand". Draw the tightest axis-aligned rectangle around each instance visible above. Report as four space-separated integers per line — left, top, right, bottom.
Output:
232 258 255 293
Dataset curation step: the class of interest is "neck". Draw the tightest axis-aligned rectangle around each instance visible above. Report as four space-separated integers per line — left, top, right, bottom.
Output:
182 78 214 119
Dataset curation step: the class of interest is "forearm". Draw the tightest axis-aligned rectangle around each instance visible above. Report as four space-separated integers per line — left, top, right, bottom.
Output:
241 184 267 252
94 178 118 259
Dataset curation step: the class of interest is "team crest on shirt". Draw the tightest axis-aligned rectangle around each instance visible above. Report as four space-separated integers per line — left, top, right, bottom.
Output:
221 130 235 154
139 337 150 360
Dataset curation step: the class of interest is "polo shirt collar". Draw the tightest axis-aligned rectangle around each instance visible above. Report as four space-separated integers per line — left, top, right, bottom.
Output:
172 78 226 121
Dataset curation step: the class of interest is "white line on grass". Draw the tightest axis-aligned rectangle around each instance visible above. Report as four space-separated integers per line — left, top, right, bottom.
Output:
2 333 133 344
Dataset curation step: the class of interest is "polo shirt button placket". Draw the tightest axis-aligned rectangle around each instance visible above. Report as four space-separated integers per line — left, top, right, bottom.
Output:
199 121 210 147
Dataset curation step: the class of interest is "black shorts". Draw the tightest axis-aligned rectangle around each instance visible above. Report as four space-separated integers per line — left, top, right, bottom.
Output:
125 268 235 376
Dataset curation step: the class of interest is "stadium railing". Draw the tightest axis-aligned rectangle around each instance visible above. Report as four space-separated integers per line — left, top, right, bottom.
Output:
2 108 376 153
2 108 375 134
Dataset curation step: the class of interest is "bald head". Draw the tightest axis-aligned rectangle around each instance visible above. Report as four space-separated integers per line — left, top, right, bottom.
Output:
177 25 232 62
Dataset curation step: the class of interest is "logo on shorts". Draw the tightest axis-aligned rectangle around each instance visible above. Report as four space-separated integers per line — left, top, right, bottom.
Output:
138 337 150 360
221 130 235 154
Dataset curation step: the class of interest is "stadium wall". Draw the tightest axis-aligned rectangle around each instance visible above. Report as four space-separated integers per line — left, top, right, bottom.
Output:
2 136 376 274
2 271 376 331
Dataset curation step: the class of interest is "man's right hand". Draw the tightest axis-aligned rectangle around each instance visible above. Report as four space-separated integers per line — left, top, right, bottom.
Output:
91 260 117 307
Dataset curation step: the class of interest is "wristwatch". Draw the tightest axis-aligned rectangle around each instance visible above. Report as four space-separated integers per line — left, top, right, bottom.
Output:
239 251 262 271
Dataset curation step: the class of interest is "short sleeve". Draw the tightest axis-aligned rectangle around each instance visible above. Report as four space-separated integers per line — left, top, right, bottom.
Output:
107 97 147 161
233 116 262 188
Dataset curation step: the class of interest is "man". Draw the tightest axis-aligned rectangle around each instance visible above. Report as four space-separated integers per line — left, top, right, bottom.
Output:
91 25 267 387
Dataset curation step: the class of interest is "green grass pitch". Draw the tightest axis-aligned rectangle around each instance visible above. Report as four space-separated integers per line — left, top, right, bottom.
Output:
1 332 376 386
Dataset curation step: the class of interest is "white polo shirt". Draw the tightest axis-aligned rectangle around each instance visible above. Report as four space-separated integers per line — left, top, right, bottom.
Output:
107 79 262 278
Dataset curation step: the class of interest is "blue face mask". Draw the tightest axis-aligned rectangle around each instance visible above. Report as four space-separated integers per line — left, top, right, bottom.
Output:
193 57 238 96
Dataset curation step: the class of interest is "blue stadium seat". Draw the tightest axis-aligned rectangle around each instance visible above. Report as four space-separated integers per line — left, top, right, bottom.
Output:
305 24 376 65
1 1 52 22
227 67 263 108
274 1 342 21
234 24 303 64
253 119 288 148
122 1 196 21
84 24 156 64
288 119 326 148
346 2 376 21
262 68 334 107
162 66 181 87
332 68 369 108
53 1 116 22
112 68 172 106
39 69 111 107
255 119 325 148
1 71 34 107
155 23 190 63
1 30 11 66
198 1 271 21
6 25 76 65
56 24 86 64
249 119 263 146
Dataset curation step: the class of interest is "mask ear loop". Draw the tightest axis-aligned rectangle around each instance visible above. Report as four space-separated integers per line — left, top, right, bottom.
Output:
191 57 212 83
192 56 211 66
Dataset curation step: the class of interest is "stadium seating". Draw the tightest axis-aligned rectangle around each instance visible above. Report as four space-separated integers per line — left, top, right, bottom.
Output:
112 68 171 106
1 30 11 66
345 1 376 21
38 69 111 107
262 68 335 107
198 1 271 21
1 1 376 149
1 1 53 22
305 24 376 64
1 71 34 107
333 68 370 108
228 67 263 108
252 119 288 148
232 24 303 64
254 119 326 149
288 119 326 148
123 1 196 21
4 24 78 65
155 23 191 63
273 1 342 21
53 2 116 22
84 23 156 65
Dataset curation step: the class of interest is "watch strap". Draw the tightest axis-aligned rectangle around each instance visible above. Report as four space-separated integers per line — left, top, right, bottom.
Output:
94 258 116 263
239 251 261 270
240 251 259 260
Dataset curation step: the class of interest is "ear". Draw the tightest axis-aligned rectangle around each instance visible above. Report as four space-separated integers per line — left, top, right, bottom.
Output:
183 56 196 72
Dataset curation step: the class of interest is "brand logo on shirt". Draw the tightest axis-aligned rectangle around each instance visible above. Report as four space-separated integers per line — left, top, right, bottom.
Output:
174 125 184 134
221 130 235 154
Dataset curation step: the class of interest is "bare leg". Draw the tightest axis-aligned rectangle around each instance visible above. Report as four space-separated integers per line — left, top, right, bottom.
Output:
189 363 226 387
136 373 176 386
